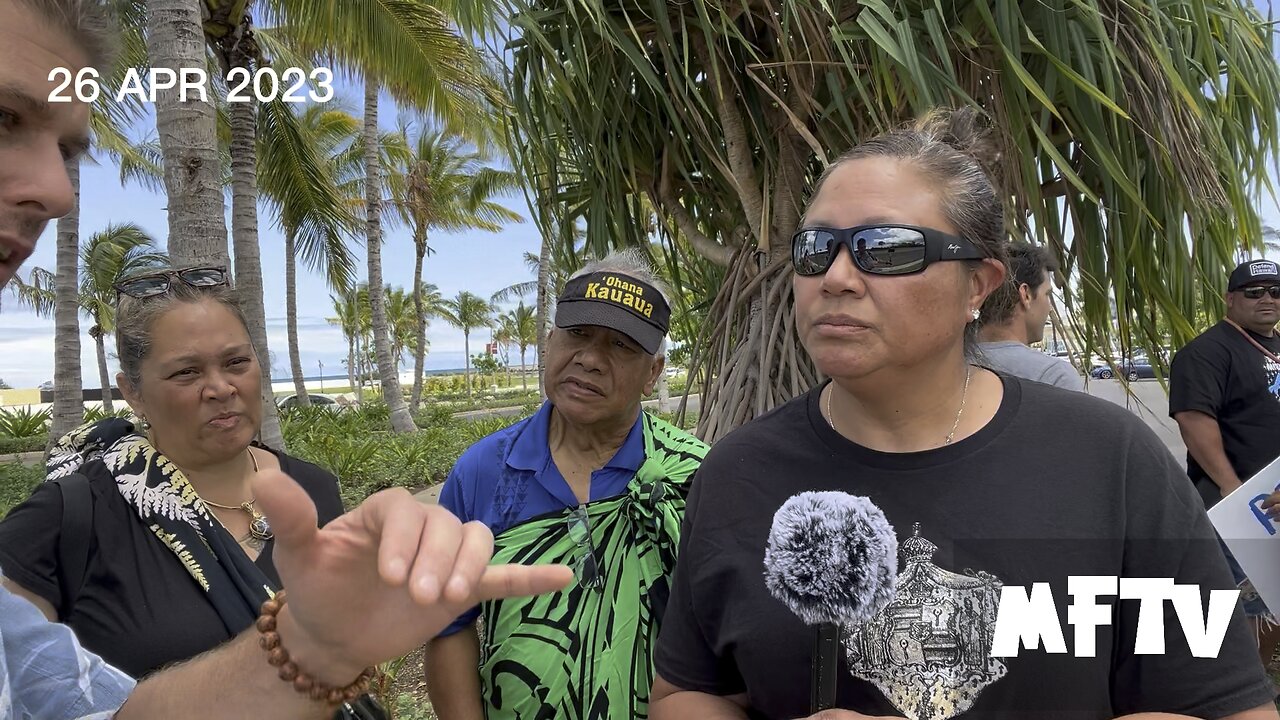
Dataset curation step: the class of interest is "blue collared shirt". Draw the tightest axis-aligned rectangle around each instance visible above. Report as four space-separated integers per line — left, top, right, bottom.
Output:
436 401 646 635
0 570 135 719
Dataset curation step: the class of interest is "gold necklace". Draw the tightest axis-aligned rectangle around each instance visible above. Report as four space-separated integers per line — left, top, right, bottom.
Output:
826 366 973 446
199 448 273 549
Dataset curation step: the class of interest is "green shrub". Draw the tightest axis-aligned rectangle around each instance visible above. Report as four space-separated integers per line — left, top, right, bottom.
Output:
411 405 454 429
82 406 135 424
0 436 45 455
0 463 43 517
0 407 51 438
392 694 436 720
280 402 530 509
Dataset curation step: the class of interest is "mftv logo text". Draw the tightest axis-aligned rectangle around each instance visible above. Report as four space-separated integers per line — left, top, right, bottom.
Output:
990 577 1239 658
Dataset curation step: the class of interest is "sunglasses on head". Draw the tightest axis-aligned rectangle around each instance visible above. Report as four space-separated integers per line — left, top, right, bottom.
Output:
114 267 229 299
791 224 987 277
1240 285 1280 300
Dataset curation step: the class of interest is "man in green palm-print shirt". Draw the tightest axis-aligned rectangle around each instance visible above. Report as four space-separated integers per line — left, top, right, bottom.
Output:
425 250 707 720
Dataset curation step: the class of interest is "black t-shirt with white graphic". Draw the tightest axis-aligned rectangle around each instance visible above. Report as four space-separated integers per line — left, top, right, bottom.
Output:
654 375 1273 720
1169 320 1280 505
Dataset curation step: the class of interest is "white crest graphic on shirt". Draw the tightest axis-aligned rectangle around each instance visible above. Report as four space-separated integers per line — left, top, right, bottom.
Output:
843 524 1007 720
1249 260 1277 276
1265 358 1280 401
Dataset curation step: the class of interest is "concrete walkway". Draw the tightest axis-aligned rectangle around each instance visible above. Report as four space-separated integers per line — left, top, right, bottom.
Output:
1082 378 1186 459
2 451 43 466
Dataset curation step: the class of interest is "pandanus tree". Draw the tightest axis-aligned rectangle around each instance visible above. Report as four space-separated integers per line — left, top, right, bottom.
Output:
505 0 1280 441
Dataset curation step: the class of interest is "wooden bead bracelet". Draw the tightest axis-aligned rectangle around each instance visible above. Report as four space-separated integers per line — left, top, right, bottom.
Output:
255 590 375 705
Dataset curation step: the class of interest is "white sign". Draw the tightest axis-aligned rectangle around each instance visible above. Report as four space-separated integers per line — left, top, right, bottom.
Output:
1208 455 1280 617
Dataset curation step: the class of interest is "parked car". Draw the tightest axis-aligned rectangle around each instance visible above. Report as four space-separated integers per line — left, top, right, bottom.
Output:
1089 359 1155 381
276 393 340 410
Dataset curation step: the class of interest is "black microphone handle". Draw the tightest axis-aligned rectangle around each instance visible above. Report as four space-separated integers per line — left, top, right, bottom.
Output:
811 622 840 713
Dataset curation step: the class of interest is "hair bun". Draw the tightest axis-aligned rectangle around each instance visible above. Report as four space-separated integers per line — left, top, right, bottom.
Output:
911 106 1002 185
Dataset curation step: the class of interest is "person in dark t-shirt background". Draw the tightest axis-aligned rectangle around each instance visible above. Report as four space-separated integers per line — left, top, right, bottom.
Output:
1170 256 1280 671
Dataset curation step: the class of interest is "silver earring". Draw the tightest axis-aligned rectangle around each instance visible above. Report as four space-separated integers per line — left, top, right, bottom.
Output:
970 309 981 321
139 417 152 431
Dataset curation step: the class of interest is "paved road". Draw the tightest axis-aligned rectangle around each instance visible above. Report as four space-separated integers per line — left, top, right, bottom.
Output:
1081 378 1186 460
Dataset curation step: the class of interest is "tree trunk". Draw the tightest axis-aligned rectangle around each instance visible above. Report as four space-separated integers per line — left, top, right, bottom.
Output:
51 160 83 442
92 327 114 414
463 330 473 400
690 247 816 443
657 372 670 413
410 232 427 412
352 331 363 404
228 87 284 449
535 233 553 400
145 0 228 268
284 230 310 407
520 346 528 393
345 338 355 394
363 79 416 432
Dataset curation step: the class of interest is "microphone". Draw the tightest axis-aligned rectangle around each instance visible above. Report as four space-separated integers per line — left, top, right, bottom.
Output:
763 491 898 713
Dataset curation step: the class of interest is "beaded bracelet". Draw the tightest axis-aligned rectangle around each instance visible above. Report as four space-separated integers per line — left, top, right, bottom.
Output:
255 590 376 705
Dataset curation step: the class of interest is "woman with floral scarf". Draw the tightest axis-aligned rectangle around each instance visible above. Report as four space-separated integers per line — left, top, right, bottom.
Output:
0 268 346 683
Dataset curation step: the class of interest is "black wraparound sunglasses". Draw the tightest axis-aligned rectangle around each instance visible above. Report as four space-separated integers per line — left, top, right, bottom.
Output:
1240 285 1280 300
791 224 987 277
114 267 229 299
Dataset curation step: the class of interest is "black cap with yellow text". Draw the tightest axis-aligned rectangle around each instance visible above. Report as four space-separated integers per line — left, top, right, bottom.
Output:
554 271 670 354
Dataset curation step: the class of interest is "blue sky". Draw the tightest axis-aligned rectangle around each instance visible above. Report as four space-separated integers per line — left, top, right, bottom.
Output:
1 77 544 388
3 7 1280 388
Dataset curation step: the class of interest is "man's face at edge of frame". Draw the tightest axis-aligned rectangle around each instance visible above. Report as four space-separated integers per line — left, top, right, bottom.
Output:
0 2 93 289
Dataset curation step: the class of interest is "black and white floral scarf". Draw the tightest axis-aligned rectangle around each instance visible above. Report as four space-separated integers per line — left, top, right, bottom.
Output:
48 418 276 636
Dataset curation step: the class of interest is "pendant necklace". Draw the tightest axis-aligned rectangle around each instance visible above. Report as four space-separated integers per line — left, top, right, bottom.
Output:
200 448 273 550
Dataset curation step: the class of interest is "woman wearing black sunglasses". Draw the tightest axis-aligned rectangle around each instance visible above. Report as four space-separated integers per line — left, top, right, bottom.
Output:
0 270 376 713
649 108 1277 720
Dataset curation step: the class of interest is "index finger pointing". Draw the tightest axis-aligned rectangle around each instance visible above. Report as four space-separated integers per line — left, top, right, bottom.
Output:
475 563 574 603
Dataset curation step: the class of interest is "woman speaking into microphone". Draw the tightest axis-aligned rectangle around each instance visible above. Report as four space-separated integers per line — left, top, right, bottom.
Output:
648 108 1276 720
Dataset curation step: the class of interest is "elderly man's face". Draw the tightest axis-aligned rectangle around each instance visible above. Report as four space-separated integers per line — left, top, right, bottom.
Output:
0 2 92 288
545 325 664 426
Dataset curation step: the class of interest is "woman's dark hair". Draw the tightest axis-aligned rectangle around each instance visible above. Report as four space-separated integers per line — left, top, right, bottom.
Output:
115 281 254 391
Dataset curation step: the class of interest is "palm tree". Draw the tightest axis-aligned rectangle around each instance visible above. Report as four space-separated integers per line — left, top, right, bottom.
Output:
258 101 362 409
384 286 420 376
494 302 536 392
507 0 1280 441
492 241 584 396
394 127 523 410
407 282 447 411
11 225 166 414
439 291 494 399
250 0 507 434
146 0 228 268
186 0 511 436
328 287 367 403
34 2 156 441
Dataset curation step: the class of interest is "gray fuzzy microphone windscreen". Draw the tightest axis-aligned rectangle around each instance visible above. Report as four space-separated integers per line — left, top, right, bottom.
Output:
763 491 899 626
